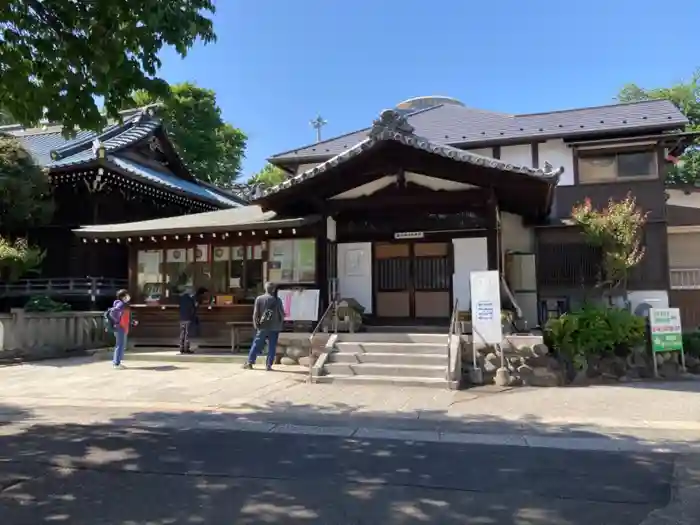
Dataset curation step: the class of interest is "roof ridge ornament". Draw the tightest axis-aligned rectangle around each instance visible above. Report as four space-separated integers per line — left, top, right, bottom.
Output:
369 109 415 138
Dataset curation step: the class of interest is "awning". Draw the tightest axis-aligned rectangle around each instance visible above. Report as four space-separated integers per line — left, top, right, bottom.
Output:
73 205 321 238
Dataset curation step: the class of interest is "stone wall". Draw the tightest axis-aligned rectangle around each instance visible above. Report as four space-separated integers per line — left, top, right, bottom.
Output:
0 309 110 361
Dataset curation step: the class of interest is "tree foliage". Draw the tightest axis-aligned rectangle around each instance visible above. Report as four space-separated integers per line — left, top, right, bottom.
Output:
248 163 288 189
571 194 648 294
618 69 700 185
128 83 247 186
0 237 45 282
0 1 216 133
0 135 54 231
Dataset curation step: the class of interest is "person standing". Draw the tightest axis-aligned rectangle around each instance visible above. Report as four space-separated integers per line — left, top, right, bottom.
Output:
178 287 206 354
243 282 286 371
108 289 137 369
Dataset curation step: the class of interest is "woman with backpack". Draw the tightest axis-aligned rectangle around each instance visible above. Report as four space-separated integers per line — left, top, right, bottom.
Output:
107 289 138 369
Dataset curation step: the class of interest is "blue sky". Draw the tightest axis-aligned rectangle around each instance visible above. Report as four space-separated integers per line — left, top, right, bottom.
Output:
157 0 700 179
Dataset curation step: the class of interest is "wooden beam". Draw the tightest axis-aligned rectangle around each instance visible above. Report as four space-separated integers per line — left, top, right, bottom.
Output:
326 190 491 212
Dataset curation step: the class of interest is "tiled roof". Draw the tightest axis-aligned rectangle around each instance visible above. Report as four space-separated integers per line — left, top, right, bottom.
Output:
261 109 563 198
270 99 688 163
3 109 241 208
107 155 243 207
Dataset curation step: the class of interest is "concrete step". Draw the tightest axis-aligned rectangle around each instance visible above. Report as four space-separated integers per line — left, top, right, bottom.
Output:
335 342 446 355
324 362 447 379
313 374 452 389
335 333 448 344
329 351 446 366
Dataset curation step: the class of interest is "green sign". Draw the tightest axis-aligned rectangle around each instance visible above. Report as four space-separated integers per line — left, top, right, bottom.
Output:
649 308 683 353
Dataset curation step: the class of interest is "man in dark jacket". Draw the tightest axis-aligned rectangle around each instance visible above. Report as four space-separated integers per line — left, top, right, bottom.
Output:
179 287 206 354
243 282 286 371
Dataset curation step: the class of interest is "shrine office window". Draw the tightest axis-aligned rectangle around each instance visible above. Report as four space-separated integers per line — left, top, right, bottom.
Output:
209 243 265 303
267 238 316 284
578 148 657 184
137 249 164 304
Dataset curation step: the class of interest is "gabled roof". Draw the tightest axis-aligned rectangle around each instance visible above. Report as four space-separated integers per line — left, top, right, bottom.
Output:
270 99 688 164
2 109 244 208
261 109 563 199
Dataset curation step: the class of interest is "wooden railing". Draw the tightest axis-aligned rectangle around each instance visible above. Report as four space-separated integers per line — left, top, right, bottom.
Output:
670 268 700 290
0 277 128 298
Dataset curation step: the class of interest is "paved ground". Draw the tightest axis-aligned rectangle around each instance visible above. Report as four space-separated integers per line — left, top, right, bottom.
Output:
0 423 681 525
2 357 700 524
2 357 700 446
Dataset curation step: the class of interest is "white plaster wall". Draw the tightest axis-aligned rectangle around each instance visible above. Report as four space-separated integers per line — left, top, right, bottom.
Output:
337 243 373 314
539 139 574 185
500 212 535 254
500 144 533 167
452 238 488 310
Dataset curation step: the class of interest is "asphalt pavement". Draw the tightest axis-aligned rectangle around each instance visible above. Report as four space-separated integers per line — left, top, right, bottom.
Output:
0 422 675 525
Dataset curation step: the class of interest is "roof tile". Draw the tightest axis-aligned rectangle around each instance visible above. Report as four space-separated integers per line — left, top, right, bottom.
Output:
270 99 688 162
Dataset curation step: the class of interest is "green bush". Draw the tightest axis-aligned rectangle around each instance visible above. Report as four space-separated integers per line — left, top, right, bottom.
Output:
24 295 71 312
682 331 700 357
544 305 646 369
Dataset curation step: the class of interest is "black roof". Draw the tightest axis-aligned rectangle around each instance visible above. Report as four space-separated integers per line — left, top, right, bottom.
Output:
270 99 688 164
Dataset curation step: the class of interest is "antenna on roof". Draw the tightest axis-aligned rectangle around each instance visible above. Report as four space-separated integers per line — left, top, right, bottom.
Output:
310 115 327 143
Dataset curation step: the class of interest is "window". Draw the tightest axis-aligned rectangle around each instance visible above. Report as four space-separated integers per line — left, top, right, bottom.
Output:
164 248 193 300
578 150 656 183
137 250 164 304
213 243 264 302
267 238 316 284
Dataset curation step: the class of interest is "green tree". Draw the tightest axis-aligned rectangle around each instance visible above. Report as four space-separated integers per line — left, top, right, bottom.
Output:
128 83 247 186
571 194 648 296
617 69 700 185
0 135 54 231
249 163 288 189
0 136 51 281
0 1 216 133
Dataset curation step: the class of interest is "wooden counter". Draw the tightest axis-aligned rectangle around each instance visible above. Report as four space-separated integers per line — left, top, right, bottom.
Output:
129 304 254 348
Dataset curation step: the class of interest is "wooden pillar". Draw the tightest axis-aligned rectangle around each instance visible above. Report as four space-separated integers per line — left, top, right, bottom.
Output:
486 192 501 272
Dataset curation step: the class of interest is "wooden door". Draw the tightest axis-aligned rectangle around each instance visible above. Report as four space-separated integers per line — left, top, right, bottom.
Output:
373 242 451 319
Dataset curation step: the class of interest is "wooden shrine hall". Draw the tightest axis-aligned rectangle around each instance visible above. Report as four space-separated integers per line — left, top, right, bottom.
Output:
75 108 563 344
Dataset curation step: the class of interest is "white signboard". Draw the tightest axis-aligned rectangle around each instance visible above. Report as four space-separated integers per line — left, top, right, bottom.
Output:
278 289 321 321
470 270 502 345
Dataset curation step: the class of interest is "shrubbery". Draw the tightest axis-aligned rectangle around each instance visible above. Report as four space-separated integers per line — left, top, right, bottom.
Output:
544 305 646 370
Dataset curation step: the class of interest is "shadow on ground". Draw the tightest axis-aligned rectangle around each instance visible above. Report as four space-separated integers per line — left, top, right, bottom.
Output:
0 402 687 524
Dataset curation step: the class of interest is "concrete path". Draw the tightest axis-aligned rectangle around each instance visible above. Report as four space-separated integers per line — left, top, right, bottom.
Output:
2 356 700 453
0 423 684 524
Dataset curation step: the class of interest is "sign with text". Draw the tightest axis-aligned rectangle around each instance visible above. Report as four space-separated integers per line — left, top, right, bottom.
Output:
649 308 683 353
278 289 320 322
470 270 502 345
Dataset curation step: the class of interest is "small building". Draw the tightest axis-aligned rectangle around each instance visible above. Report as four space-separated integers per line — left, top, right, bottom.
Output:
74 97 694 344
1 108 242 305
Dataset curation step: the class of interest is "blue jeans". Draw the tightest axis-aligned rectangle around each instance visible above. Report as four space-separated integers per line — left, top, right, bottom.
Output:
113 328 127 366
247 329 279 368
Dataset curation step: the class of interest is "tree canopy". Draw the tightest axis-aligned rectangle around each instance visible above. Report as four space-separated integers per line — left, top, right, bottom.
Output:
129 83 247 186
0 135 54 231
617 69 700 185
0 1 216 133
248 163 288 190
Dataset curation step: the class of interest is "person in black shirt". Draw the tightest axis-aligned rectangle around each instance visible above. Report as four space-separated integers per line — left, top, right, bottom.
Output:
179 287 206 354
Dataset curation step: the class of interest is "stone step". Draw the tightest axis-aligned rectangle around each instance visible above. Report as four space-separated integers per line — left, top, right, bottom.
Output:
335 333 448 344
313 374 453 389
329 351 446 365
324 362 447 379
334 342 446 355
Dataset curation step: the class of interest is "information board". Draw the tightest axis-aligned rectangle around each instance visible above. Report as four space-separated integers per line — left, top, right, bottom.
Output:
469 271 502 345
278 289 321 321
649 308 683 353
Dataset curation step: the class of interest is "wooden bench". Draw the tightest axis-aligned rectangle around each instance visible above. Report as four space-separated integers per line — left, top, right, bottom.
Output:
226 321 254 353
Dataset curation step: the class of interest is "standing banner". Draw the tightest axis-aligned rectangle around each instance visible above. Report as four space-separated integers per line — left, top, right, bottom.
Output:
649 307 686 377
470 270 502 346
